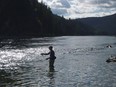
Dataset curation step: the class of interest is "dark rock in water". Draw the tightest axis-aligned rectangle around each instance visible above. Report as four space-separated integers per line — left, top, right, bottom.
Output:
106 45 112 48
106 59 111 63
106 58 116 63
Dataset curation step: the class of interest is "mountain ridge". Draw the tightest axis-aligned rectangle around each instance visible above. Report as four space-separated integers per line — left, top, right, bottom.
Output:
78 14 116 35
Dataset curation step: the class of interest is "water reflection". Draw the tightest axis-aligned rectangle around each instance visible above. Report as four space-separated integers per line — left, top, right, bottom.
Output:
0 36 116 87
0 37 56 50
47 68 55 87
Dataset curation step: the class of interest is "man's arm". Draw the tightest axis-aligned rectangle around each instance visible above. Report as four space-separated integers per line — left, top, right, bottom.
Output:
41 52 50 55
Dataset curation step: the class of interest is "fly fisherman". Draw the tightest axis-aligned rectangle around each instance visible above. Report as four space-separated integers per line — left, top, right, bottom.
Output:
41 46 56 71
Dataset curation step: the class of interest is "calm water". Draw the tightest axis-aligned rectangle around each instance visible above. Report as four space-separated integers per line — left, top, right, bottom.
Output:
0 36 116 87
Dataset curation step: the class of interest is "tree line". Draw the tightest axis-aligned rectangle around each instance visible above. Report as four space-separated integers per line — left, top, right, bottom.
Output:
0 0 95 38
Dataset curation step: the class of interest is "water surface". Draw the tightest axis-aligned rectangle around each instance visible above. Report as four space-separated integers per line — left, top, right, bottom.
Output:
0 36 116 87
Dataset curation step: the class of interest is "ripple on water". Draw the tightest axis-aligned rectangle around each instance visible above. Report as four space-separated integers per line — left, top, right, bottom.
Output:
0 36 116 87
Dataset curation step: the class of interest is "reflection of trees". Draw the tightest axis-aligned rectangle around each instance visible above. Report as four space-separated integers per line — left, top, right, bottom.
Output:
0 38 28 49
0 37 56 49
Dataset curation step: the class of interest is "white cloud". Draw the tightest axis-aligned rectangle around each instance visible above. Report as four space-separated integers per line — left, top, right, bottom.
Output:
38 0 116 19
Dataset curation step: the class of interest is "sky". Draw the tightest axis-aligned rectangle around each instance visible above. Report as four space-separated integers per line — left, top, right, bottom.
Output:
38 0 116 19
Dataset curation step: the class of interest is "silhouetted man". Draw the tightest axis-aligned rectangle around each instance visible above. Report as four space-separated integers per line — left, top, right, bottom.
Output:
41 46 56 71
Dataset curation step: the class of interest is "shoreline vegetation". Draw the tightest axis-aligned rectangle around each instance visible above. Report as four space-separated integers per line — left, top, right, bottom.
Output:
0 0 116 38
0 35 116 39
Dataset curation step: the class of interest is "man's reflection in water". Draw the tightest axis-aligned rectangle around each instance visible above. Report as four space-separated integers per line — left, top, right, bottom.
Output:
47 67 56 87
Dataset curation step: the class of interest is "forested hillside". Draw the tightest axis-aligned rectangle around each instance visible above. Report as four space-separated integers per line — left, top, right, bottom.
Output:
79 14 116 35
0 0 97 37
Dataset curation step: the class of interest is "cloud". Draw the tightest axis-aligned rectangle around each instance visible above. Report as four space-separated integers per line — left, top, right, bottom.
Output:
60 0 71 8
51 8 68 15
38 0 116 19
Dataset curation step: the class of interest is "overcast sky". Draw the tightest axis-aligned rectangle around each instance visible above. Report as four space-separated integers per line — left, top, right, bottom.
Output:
38 0 116 19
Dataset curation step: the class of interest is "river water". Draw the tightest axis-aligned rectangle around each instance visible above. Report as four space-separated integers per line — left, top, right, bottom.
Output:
0 36 116 87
